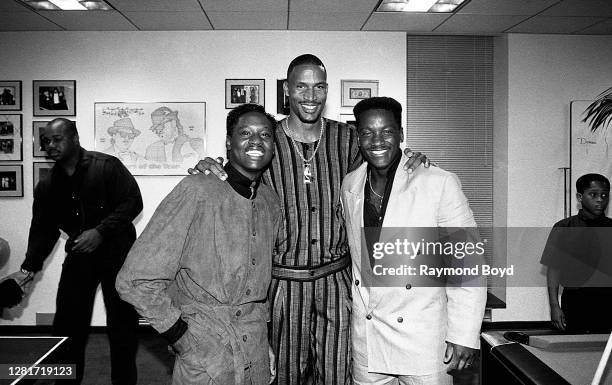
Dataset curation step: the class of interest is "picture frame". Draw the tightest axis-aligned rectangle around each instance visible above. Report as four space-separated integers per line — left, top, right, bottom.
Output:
341 80 379 107
339 113 356 127
32 121 51 158
0 114 23 161
0 164 23 197
33 162 54 189
225 79 265 109
277 79 289 115
33 80 76 116
0 81 22 111
94 102 206 176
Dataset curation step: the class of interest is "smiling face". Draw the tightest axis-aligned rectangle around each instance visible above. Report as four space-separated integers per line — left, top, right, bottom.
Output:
160 120 178 143
577 180 610 218
284 64 328 124
357 108 403 170
226 111 275 180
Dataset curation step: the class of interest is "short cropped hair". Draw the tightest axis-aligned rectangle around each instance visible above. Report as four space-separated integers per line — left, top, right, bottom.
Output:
48 118 78 137
226 104 277 137
576 173 610 193
353 97 402 128
287 54 326 79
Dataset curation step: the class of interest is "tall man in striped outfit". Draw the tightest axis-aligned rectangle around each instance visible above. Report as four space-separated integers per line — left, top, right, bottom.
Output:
192 54 426 384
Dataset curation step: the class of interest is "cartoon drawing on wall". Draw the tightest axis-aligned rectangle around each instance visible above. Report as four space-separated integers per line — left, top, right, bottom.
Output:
570 100 611 215
95 102 206 175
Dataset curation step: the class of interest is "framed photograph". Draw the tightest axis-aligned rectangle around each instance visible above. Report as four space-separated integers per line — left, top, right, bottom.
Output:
277 79 289 115
339 113 356 127
225 79 265 109
0 114 23 161
0 81 22 111
33 162 54 189
32 121 51 158
33 80 76 116
94 102 206 176
341 80 379 107
0 164 23 197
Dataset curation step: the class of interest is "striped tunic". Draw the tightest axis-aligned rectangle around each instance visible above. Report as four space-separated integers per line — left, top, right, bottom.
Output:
263 117 361 267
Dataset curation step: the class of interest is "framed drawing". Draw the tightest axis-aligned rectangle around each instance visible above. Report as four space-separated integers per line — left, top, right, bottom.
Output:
277 79 289 115
0 114 23 161
0 164 23 197
33 80 76 116
225 79 265 109
570 100 611 216
33 162 54 189
341 80 379 107
32 121 51 158
0 81 22 111
94 102 206 176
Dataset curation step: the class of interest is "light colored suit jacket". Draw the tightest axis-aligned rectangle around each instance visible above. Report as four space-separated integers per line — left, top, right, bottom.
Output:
340 153 487 375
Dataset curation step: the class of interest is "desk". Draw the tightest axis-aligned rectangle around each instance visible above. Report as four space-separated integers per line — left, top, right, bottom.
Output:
481 330 612 385
0 336 71 384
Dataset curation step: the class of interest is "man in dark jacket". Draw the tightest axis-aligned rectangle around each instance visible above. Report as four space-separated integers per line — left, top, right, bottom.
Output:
9 118 143 384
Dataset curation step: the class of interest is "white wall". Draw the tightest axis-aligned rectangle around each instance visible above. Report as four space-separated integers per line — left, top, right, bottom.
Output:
492 34 612 321
0 31 407 325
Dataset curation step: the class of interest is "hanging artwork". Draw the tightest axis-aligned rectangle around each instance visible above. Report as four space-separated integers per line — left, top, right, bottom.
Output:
94 102 206 176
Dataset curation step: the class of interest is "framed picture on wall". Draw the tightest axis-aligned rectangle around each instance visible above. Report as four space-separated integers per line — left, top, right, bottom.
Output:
277 79 289 115
0 114 23 161
94 102 206 176
0 81 22 111
341 80 379 107
225 79 265 109
339 113 356 127
33 80 76 116
0 164 23 197
33 162 54 189
33 121 51 158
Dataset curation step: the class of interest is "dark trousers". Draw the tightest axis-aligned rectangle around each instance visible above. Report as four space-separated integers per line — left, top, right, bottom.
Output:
52 248 139 385
562 287 612 334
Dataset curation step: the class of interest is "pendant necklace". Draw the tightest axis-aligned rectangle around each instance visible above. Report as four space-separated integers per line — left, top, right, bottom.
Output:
368 169 384 219
284 118 325 184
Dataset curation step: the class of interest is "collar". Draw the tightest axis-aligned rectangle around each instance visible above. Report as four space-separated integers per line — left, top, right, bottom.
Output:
577 209 610 225
224 162 261 200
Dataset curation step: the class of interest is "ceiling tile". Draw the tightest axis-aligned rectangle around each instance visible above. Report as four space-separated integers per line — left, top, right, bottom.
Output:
289 11 369 30
108 0 204 12
124 11 212 30
207 11 287 29
435 14 527 33
42 11 137 30
507 15 607 33
577 18 612 34
199 0 287 12
0 0 31 11
290 0 378 13
541 0 612 17
0 11 62 30
363 13 449 31
457 0 559 16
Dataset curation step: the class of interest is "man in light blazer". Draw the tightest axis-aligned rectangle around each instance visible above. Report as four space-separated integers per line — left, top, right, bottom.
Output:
341 97 487 384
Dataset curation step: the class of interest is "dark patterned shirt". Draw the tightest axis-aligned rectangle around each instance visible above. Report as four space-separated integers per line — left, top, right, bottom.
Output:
263 118 361 267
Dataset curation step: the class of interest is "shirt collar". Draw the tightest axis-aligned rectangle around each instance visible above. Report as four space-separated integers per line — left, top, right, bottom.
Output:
224 162 261 200
577 209 609 225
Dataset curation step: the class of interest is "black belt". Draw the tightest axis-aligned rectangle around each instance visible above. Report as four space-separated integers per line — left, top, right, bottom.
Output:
272 254 351 281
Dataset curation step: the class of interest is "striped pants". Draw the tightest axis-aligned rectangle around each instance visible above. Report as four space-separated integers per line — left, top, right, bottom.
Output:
269 267 352 385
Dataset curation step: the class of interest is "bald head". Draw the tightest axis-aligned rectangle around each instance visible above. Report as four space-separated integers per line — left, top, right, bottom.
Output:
47 118 78 138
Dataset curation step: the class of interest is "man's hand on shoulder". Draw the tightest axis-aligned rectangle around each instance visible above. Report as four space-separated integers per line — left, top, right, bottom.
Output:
444 341 478 372
403 148 433 173
187 157 227 180
71 229 103 254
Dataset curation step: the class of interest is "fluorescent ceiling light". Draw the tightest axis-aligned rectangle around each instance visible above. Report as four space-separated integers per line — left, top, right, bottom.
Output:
377 0 467 13
48 0 87 10
20 0 112 10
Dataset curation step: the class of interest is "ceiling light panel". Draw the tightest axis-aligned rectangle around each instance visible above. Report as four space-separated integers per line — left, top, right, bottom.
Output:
20 0 112 10
377 0 466 13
